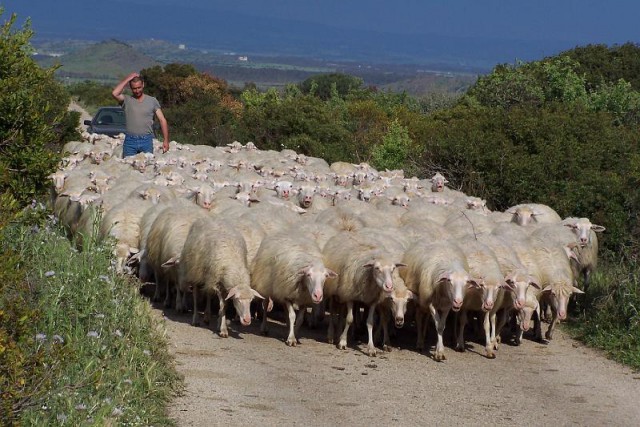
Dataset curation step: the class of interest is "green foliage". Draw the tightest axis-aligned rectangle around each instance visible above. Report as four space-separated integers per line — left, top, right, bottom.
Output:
299 73 364 100
371 119 413 173
0 209 179 425
141 62 198 107
0 10 75 203
567 260 640 370
561 42 640 92
66 80 116 113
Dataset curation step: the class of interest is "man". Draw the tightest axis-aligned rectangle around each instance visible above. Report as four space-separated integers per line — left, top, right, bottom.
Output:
112 72 169 157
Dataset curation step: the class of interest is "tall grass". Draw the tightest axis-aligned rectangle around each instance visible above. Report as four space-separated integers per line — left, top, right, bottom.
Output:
1 208 180 425
568 258 640 370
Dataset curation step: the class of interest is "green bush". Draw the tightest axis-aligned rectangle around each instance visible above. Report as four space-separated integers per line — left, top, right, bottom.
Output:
66 80 116 113
0 208 179 425
0 10 77 203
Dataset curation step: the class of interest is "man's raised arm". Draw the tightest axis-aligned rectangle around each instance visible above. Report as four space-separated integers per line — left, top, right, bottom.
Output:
112 72 138 103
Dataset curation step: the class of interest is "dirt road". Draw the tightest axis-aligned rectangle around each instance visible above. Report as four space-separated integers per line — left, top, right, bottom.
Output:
161 307 640 426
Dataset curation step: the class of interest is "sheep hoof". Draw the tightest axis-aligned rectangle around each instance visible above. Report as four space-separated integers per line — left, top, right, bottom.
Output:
434 351 446 362
338 341 347 350
545 331 553 340
191 321 200 327
383 345 392 352
485 350 496 359
219 331 228 338
455 344 465 353
367 348 377 357
286 339 297 347
261 329 269 336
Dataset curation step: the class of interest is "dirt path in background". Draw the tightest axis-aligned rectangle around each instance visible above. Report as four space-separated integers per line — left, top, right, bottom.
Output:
159 305 640 426
68 100 92 131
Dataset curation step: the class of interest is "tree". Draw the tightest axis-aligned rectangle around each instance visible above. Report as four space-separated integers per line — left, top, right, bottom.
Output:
0 10 75 202
299 73 364 101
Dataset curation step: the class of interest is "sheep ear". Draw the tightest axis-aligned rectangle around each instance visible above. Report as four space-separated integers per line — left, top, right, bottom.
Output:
437 272 450 283
563 245 579 262
529 278 541 289
363 262 375 268
326 269 338 279
251 289 265 300
395 263 407 268
572 286 585 295
501 281 515 291
406 289 415 300
467 278 482 288
161 256 180 268
225 286 239 300
541 285 553 294
591 224 606 232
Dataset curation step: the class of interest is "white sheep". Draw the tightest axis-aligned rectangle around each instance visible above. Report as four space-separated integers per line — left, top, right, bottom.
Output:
176 217 264 336
323 231 406 356
402 240 477 361
251 231 337 346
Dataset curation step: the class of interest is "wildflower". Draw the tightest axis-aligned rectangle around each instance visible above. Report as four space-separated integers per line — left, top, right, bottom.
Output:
143 350 151 356
95 313 105 319
87 331 100 338
98 275 110 282
52 335 65 344
111 407 124 417
123 379 133 385
114 329 123 338
44 271 56 277
75 404 87 411
35 333 47 342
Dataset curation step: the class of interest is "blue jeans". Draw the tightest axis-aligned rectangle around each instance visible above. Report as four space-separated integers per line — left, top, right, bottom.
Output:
123 134 153 157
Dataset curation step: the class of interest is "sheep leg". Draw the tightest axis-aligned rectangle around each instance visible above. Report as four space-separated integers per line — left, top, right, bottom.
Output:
163 278 173 308
217 291 228 338
484 312 495 358
365 303 378 357
152 270 162 302
415 309 426 351
489 310 499 350
203 294 212 325
338 301 353 350
327 297 336 344
533 306 543 342
456 310 468 352
495 309 510 347
430 304 449 362
260 299 269 336
379 308 391 352
293 307 305 341
191 285 200 326
285 302 298 347
545 310 558 341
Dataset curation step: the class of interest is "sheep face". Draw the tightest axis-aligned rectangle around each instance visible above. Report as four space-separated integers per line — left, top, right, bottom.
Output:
541 283 584 321
430 173 448 192
225 286 264 326
438 270 474 311
299 263 337 304
364 259 405 293
386 288 414 328
564 218 605 246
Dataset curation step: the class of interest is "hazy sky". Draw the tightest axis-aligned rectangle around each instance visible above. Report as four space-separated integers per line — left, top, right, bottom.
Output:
124 0 639 44
3 0 639 67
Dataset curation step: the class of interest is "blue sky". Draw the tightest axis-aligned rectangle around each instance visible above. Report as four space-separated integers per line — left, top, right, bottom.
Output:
124 0 639 44
2 1 639 67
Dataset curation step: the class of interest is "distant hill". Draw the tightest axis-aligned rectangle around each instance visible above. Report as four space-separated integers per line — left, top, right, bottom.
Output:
36 39 160 82
380 73 477 97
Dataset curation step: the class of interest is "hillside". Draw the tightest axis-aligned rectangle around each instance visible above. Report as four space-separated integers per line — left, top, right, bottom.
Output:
36 39 161 82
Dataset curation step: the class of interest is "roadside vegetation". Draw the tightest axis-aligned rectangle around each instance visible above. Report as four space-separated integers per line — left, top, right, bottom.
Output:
1 4 640 424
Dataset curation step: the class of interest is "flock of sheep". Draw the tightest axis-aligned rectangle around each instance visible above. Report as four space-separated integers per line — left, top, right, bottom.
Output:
49 132 605 360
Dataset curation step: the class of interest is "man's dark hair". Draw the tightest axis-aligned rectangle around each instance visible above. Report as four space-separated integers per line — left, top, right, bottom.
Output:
129 76 144 86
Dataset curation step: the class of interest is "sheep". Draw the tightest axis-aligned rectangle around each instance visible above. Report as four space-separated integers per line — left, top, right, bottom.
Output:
527 237 584 340
455 238 511 358
145 206 209 307
531 218 605 288
444 210 496 239
377 278 414 352
251 231 337 346
98 198 155 273
323 231 406 356
401 240 477 360
175 217 264 336
507 203 562 226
